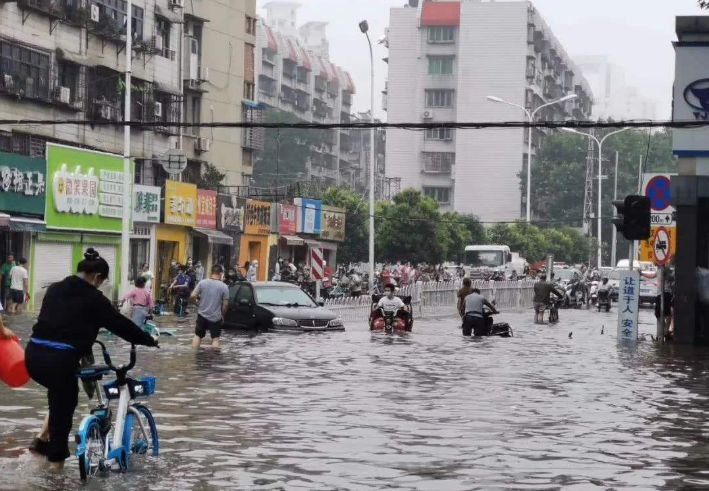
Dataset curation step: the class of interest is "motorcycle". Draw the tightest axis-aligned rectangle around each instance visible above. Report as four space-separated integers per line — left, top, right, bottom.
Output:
597 289 611 312
482 307 513 337
369 295 414 333
547 297 562 323
563 280 586 309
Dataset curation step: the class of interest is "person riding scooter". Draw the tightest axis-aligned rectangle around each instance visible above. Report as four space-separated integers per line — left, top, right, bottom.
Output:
597 277 612 312
370 284 410 331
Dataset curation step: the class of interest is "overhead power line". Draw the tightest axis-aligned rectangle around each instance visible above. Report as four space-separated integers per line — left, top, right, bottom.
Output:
0 118 701 130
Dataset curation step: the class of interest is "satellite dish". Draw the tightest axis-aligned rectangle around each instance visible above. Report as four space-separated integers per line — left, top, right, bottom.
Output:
161 148 187 175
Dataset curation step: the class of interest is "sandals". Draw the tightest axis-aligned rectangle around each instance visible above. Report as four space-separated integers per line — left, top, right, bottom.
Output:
29 438 49 455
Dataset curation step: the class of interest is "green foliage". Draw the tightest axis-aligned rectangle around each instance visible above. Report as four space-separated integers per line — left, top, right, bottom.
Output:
487 222 591 264
320 187 369 264
375 189 447 264
253 109 326 189
198 162 227 191
700 0 709 8
521 128 675 262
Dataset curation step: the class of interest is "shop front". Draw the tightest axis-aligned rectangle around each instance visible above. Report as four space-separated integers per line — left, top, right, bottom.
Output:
36 144 130 307
0 151 47 278
192 189 233 272
217 194 245 269
156 180 195 297
131 184 160 293
277 203 306 264
319 204 346 270
239 199 271 281
294 198 323 271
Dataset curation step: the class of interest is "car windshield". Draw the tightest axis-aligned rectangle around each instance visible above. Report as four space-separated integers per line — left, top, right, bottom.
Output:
465 251 504 268
609 270 621 280
255 286 317 307
555 270 578 281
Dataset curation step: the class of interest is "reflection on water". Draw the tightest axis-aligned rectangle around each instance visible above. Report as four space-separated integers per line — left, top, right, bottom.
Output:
0 309 708 490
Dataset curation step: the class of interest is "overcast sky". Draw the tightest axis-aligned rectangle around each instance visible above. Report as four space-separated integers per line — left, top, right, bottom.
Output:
257 0 703 120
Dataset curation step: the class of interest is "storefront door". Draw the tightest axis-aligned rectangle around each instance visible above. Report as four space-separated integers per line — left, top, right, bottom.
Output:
33 242 72 306
157 241 178 301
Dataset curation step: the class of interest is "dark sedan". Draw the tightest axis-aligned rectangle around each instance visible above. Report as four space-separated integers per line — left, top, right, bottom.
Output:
224 281 345 332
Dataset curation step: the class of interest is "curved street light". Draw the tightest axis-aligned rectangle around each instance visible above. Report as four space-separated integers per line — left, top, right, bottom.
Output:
561 127 632 268
487 93 578 223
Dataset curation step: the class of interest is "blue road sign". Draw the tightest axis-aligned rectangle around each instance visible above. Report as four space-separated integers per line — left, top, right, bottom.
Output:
646 175 671 212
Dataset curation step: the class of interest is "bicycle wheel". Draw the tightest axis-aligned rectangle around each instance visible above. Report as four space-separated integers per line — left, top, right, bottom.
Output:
123 404 159 467
78 420 105 481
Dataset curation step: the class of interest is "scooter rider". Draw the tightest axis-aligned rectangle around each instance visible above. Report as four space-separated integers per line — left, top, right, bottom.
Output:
462 288 498 337
23 248 158 470
375 284 406 314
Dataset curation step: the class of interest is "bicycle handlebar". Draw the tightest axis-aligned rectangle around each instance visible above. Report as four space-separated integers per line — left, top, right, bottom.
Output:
93 340 137 373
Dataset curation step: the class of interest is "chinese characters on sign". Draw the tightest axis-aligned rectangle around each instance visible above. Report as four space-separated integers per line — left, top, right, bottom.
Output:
320 205 345 242
218 194 245 232
0 167 45 196
164 180 197 227
52 164 100 215
617 270 640 342
133 185 161 223
279 204 297 235
294 198 322 234
245 199 272 235
196 189 217 229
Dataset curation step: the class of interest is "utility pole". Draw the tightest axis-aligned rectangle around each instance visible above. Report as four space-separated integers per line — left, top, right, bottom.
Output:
611 151 619 268
119 0 133 298
583 131 595 265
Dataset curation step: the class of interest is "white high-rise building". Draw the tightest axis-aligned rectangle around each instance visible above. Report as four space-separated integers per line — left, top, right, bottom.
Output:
575 55 657 122
384 0 593 221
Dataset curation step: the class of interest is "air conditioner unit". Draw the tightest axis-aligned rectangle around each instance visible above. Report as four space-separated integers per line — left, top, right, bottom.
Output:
151 35 164 52
154 101 163 118
91 4 100 22
195 138 210 152
422 111 433 120
199 66 209 82
3 74 13 89
169 0 184 8
99 104 114 120
53 86 71 104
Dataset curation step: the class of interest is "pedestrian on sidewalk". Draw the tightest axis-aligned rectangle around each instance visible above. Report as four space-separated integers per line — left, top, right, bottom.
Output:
1 254 15 308
191 265 230 349
122 276 155 327
8 258 29 314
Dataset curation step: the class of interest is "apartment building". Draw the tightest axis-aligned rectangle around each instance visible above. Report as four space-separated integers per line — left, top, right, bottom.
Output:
384 0 594 222
255 1 359 190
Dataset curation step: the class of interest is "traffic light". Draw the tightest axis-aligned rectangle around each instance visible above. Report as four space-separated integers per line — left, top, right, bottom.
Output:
613 195 651 241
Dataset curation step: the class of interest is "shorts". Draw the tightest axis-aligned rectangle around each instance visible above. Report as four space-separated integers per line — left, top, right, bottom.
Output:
534 302 547 313
195 314 223 339
10 289 24 304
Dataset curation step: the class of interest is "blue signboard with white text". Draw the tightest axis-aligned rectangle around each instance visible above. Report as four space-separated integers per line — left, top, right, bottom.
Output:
617 270 640 342
294 198 322 234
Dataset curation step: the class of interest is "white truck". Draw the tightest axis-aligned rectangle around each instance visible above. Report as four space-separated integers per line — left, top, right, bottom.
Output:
463 245 527 280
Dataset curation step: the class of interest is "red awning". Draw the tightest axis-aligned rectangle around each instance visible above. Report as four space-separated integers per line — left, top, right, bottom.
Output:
328 62 339 86
265 26 278 52
285 39 299 62
316 56 331 80
421 1 461 26
299 46 311 71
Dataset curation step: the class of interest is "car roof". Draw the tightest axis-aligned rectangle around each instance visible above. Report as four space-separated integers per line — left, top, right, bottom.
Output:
246 281 299 288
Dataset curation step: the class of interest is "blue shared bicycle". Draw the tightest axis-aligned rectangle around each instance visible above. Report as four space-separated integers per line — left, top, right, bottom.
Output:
75 341 159 481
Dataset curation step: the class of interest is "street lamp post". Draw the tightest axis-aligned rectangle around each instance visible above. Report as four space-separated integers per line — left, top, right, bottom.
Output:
360 20 375 286
487 94 577 223
561 127 631 268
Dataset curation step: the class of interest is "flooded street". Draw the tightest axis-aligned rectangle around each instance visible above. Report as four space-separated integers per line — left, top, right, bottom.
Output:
0 308 707 490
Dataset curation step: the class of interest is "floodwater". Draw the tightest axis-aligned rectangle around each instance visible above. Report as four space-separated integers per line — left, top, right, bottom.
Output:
0 307 707 490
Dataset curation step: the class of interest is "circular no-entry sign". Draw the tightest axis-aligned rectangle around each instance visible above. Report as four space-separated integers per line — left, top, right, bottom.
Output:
646 175 672 212
653 226 671 266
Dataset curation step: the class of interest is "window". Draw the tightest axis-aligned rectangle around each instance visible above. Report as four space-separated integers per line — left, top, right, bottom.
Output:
428 56 454 75
425 89 454 108
157 18 171 58
92 0 144 40
245 15 257 36
0 41 51 100
425 127 453 141
57 61 85 109
422 152 455 173
244 81 255 101
184 96 201 136
155 92 181 136
428 26 456 43
423 187 451 205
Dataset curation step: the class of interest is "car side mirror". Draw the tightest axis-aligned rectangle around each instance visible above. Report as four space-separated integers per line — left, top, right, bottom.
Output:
239 299 251 307
318 301 325 307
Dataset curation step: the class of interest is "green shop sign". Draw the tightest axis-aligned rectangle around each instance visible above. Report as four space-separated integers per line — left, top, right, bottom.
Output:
0 151 46 215
45 144 133 233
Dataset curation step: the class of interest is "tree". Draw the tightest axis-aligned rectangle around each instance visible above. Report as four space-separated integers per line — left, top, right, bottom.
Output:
320 187 369 264
700 0 708 8
376 189 446 264
487 222 592 264
197 162 227 191
440 212 472 263
520 128 675 263
253 109 326 189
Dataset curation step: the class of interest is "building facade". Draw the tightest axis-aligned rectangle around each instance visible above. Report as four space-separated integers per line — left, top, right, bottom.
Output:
384 0 593 221
575 55 656 122
255 1 359 190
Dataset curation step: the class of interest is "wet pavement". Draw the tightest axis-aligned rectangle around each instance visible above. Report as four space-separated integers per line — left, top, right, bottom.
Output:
0 307 708 490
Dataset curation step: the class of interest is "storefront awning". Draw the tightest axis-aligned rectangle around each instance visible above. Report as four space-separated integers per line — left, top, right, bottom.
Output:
193 228 233 246
305 239 323 248
10 217 46 232
282 235 305 246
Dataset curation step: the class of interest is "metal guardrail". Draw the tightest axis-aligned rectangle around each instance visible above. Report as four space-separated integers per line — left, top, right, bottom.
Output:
323 280 536 323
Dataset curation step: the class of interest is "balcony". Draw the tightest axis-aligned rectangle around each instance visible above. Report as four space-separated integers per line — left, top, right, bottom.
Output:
342 91 352 106
421 152 454 175
18 0 64 21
